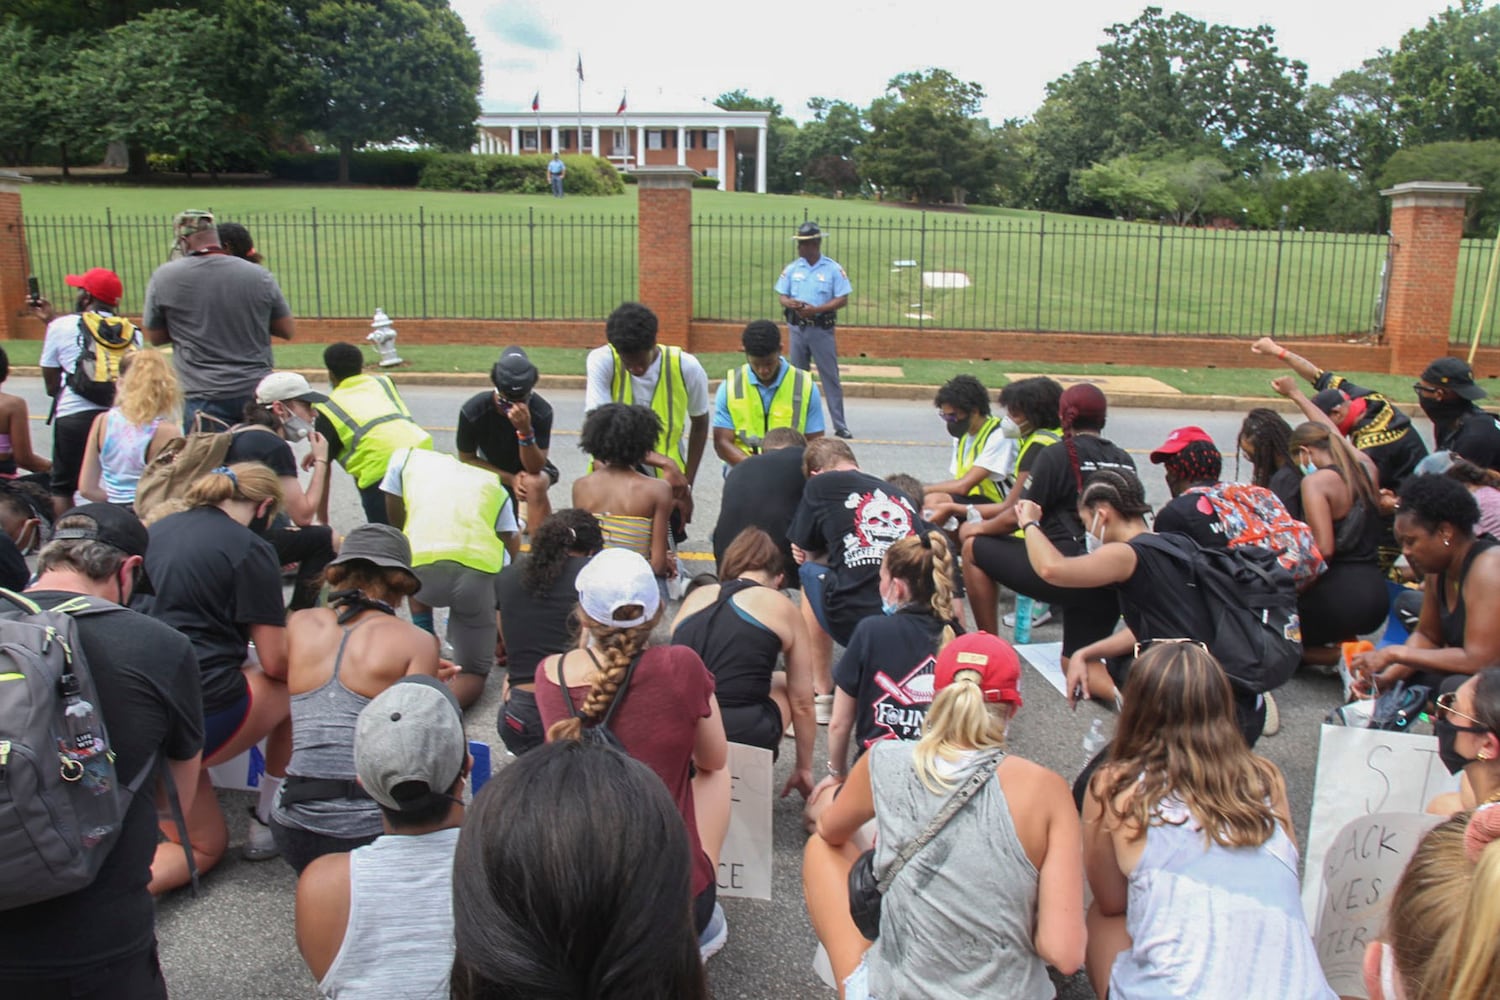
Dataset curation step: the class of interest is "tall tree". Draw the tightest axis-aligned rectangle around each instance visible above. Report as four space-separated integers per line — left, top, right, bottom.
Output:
714 90 799 193
860 69 1001 204
267 0 481 183
1306 52 1401 178
790 98 866 194
1390 0 1500 146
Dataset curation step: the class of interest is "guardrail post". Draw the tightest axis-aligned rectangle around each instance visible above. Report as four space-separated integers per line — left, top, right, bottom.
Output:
635 167 697 348
1381 181 1482 374
0 171 35 341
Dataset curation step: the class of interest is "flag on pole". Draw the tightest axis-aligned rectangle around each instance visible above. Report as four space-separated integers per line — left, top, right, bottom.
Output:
616 92 628 114
576 54 584 82
531 91 540 111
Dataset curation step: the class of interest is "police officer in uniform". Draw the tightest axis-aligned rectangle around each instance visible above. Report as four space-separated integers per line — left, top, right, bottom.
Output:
776 221 852 438
712 319 824 467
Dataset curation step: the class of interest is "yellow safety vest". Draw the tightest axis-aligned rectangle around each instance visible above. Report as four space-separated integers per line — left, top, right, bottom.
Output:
723 362 814 457
956 417 1005 503
610 345 688 472
1010 427 1062 537
314 374 433 488
399 449 511 574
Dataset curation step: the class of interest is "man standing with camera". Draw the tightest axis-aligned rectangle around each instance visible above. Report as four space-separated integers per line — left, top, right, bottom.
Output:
456 346 556 531
776 221 852 439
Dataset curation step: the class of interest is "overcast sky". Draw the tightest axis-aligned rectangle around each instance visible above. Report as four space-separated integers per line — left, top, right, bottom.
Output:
451 0 1452 123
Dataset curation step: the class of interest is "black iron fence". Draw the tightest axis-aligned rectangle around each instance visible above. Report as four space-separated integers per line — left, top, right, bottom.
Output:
23 209 638 321
1453 237 1500 349
693 212 1392 338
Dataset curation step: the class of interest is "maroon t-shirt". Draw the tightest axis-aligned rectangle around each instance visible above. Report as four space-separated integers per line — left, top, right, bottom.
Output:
536 644 717 896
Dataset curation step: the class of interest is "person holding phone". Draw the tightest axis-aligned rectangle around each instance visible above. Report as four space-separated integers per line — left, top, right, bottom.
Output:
455 347 557 531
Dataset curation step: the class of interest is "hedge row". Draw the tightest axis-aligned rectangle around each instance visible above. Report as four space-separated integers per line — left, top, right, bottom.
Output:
268 150 442 186
417 154 626 195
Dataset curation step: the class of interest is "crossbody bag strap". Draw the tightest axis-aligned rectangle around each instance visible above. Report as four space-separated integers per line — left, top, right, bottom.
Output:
876 750 1003 893
590 647 644 732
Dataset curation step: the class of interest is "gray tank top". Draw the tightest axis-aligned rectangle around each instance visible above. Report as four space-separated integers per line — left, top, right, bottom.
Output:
866 741 1052 1000
319 827 460 1000
273 618 381 838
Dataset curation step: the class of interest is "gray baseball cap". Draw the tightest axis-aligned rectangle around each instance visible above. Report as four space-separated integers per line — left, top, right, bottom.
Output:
354 676 466 812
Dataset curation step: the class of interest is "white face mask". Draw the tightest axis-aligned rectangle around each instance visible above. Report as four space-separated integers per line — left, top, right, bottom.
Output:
1084 510 1104 554
1000 416 1022 439
282 412 312 442
1377 941 1402 999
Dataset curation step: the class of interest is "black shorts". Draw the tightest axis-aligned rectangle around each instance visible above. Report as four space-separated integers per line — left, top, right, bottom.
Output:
499 687 544 756
722 700 783 758
50 409 99 498
968 534 1120 656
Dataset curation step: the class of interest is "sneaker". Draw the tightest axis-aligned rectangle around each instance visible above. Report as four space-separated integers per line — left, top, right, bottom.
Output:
1002 603 1053 628
815 693 834 725
698 902 728 961
834 428 853 439
243 808 281 862
1261 692 1281 738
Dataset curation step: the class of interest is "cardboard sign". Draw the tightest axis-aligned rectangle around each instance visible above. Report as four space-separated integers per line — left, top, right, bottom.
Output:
1313 811 1441 998
1302 725 1458 924
207 740 266 791
717 743 773 900
1014 641 1070 698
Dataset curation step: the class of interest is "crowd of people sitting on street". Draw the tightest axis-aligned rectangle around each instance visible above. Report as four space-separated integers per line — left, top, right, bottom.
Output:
5 209 1500 1000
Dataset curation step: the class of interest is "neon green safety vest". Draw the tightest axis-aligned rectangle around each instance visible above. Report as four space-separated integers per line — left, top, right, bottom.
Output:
610 345 688 472
314 374 433 488
956 416 1006 503
1010 427 1062 537
723 362 814 457
399 449 511 574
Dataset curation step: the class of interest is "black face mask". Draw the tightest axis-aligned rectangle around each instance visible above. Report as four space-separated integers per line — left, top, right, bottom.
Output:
945 417 969 439
248 507 272 537
1435 716 1475 775
1419 395 1470 425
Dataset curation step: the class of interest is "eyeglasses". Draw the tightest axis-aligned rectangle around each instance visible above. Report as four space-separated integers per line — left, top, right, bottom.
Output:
1133 637 1209 658
938 411 966 423
1436 691 1491 732
1412 382 1442 397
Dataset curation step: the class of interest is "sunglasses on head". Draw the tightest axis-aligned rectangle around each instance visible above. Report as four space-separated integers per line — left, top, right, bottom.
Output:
1133 637 1209 658
1436 691 1491 732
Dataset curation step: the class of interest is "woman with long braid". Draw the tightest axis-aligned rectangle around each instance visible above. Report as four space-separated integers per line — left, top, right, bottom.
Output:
533 548 732 960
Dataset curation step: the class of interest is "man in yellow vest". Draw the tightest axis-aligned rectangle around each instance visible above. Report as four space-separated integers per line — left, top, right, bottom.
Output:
584 302 710 525
380 446 519 708
712 320 824 467
921 375 1015 515
312 343 432 525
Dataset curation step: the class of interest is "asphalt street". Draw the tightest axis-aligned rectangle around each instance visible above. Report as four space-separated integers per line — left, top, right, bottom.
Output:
8 378 1379 999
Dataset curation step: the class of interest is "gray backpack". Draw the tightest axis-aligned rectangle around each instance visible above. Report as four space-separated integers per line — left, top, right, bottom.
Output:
0 589 191 910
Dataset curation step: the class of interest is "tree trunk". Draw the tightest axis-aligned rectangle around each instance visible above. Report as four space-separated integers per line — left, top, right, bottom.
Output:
59 142 70 179
338 138 353 185
126 143 149 177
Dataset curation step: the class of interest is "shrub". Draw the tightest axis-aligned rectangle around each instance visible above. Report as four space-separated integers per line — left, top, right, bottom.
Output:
417 154 625 195
692 175 720 189
269 150 443 186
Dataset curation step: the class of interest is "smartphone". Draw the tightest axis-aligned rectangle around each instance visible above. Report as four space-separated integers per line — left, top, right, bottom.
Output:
26 276 40 305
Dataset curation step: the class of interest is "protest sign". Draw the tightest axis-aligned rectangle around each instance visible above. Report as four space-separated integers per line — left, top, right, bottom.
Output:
1302 725 1457 924
1313 811 1441 998
208 740 266 791
1014 641 1069 699
718 743 773 900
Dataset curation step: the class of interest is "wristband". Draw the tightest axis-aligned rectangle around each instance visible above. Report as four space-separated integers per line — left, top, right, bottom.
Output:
314 459 328 466
517 434 536 447
1021 520 1040 533
1277 348 1288 360
825 760 846 780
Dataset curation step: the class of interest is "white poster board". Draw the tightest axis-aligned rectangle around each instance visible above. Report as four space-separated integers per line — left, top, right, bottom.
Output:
1014 641 1070 699
207 739 267 791
1313 811 1441 998
1302 725 1458 924
717 743 773 900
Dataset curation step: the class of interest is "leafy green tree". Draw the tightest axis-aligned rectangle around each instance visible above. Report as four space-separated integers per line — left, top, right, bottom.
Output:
1306 53 1401 178
266 0 481 183
0 0 203 34
1071 157 1178 220
1391 1 1500 146
1379 141 1500 235
714 90 800 193
0 20 50 166
860 69 1001 204
786 97 866 195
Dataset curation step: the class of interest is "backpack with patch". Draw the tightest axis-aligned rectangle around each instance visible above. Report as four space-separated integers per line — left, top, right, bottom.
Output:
67 313 139 408
1183 483 1327 587
133 427 234 521
1133 533 1304 694
0 590 152 910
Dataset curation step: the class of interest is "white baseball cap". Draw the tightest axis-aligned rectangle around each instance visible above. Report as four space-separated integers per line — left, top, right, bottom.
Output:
255 371 328 405
576 548 660 627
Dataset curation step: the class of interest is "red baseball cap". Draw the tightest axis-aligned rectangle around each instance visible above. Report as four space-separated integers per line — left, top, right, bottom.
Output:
64 268 123 307
1149 425 1216 464
934 631 1022 707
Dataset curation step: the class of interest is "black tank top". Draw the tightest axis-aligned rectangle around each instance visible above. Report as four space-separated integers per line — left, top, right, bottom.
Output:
1437 536 1499 649
673 579 782 709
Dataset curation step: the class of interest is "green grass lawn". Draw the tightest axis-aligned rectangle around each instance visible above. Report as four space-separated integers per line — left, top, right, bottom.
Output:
17 181 1496 345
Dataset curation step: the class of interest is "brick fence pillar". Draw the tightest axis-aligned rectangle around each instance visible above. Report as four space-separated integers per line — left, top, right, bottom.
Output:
0 171 32 343
635 167 697 349
1380 180 1482 375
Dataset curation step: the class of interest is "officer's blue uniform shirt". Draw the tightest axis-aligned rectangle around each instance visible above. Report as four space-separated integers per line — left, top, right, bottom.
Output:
774 255 851 309
712 357 826 433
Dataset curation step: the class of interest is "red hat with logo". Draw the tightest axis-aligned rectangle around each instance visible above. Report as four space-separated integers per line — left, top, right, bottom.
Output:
1149 425 1216 464
934 631 1022 707
64 268 123 308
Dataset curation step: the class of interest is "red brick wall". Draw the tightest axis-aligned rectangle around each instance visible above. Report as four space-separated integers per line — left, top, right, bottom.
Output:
1386 197 1468 375
638 182 693 347
0 185 29 343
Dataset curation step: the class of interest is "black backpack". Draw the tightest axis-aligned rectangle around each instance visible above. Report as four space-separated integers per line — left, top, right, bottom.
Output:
1131 533 1303 694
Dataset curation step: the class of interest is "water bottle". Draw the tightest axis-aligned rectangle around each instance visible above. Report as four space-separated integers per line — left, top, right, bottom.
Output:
58 674 115 847
1012 594 1034 644
1081 718 1110 772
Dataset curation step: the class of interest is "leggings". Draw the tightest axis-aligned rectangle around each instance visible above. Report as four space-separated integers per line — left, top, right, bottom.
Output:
1298 559 1389 647
968 534 1120 656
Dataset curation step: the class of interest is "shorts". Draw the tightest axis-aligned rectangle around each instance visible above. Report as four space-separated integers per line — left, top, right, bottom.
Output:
416 560 499 677
693 879 717 936
499 687 544 755
722 700 783 757
203 690 252 760
269 816 378 875
967 534 1119 656
50 409 99 498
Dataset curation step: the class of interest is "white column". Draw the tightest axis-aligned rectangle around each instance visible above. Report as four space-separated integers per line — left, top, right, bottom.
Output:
677 126 687 166
550 126 560 153
756 125 767 194
510 127 519 154
591 126 600 158
636 126 646 166
716 127 726 188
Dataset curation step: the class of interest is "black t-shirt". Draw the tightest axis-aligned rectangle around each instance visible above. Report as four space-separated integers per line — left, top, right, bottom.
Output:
834 610 956 751
1440 407 1500 472
1018 435 1137 551
455 391 555 476
1116 534 1214 645
787 469 919 640
713 446 807 589
139 506 286 712
0 594 201 975
1155 489 1229 549
224 426 296 478
494 553 584 686
0 533 28 590
1268 465 1303 512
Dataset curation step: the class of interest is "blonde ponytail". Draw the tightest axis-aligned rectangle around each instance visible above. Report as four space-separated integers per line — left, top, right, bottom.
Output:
911 677 1007 793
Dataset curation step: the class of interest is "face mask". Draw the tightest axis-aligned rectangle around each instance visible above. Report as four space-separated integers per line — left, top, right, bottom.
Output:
1378 941 1400 1000
1335 397 1367 436
1000 416 1022 439
281 413 312 442
945 417 969 439
1435 716 1475 775
1419 395 1469 424
881 598 902 616
248 504 272 537
1299 460 1317 477
1084 511 1104 554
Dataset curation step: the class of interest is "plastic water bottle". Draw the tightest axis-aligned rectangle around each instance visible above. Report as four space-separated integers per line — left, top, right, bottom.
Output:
1012 595 1034 644
1081 718 1110 771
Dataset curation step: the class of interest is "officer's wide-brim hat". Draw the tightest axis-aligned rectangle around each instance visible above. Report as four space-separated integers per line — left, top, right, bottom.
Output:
793 221 823 241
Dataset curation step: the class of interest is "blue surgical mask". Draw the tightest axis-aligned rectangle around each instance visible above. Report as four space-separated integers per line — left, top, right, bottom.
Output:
1299 461 1317 477
1084 511 1104 554
881 599 901 616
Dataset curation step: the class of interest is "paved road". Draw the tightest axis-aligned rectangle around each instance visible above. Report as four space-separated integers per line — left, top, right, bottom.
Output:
9 379 1361 999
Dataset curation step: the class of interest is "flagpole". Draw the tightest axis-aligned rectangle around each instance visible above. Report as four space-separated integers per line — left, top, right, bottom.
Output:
576 53 584 159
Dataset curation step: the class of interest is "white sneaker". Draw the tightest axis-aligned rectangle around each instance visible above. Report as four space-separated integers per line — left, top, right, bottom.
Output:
243 809 280 862
815 693 834 725
698 902 728 961
1003 603 1053 628
1262 692 1281 737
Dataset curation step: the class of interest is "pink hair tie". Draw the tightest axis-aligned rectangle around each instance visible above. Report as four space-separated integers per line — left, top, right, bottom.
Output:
1464 802 1500 862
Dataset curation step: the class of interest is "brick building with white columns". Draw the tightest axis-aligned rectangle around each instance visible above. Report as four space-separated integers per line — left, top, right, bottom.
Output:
474 108 771 192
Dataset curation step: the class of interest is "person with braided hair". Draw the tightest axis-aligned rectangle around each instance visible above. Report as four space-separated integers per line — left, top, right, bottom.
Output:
270 524 447 873
1239 407 1302 509
1018 467 1269 745
533 548 732 960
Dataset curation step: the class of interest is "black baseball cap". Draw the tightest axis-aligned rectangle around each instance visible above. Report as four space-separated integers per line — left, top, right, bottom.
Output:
491 346 539 398
1420 358 1487 400
1311 388 1349 415
54 503 153 594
